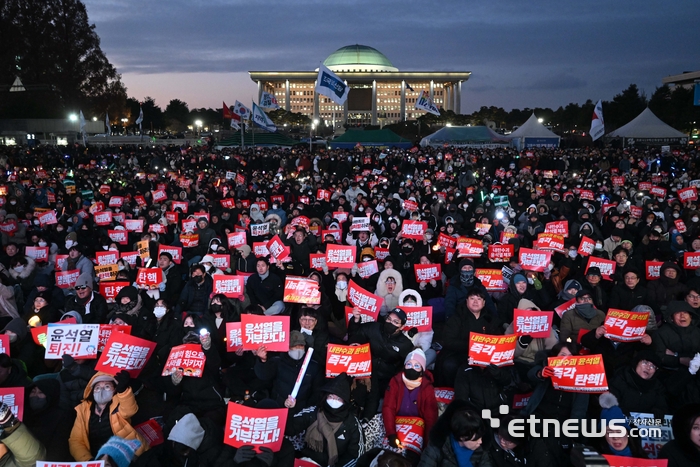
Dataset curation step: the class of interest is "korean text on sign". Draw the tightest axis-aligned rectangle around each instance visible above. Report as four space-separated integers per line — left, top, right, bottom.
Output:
326 343 372 378
283 276 321 305
45 324 100 360
224 403 288 452
398 306 433 332
325 244 355 269
241 315 290 352
468 332 517 367
394 417 425 454
547 354 609 393
603 309 649 342
347 281 382 316
162 344 207 378
95 333 156 377
226 322 243 351
512 309 553 338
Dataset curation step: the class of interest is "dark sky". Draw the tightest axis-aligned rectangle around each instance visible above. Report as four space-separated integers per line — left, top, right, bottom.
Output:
83 0 698 114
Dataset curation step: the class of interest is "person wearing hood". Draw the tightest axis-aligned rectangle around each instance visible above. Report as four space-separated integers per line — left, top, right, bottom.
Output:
658 403 700 467
558 289 605 344
0 351 31 388
608 349 668 417
7 254 36 297
234 244 256 274
65 244 95 287
23 378 73 460
653 300 700 371
444 259 496 321
286 373 363 467
648 261 688 317
254 330 320 412
23 273 65 316
23 290 60 328
0 402 46 466
608 268 649 311
505 298 558 380
246 257 284 316
199 254 224 277
177 264 214 316
375 268 404 316
383 349 438 454
158 252 183 306
266 202 287 226
351 247 380 293
580 267 609 312
193 217 216 260
63 273 108 325
69 371 148 461
602 228 624 259
97 436 142 467
520 211 544 248
417 400 492 467
496 273 543 326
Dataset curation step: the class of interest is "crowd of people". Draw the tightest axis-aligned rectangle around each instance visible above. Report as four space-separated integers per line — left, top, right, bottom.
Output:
0 141 697 466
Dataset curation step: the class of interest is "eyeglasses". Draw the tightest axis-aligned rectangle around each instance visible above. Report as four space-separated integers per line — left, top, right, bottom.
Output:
387 318 402 326
688 294 700 300
640 360 657 371
405 362 422 371
75 286 88 291
300 317 317 323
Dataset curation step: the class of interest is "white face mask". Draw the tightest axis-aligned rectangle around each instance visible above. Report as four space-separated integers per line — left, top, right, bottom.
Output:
300 327 312 335
38 241 47 247
693 217 699 223
153 307 167 318
14 265 24 272
595 243 603 250
568 250 577 258
336 281 347 290
65 240 74 249
93 388 114 405
527 277 535 285
288 349 305 360
326 397 344 409
102 245 109 250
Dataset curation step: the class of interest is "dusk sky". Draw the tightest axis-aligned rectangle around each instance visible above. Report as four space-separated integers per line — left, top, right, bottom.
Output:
83 0 698 114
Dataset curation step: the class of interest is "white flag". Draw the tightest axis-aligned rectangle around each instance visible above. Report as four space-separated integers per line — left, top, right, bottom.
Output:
234 101 252 120
252 103 276 132
260 92 280 109
78 110 86 134
135 106 144 128
105 112 111 134
315 63 349 105
590 99 605 141
230 119 240 130
415 91 440 116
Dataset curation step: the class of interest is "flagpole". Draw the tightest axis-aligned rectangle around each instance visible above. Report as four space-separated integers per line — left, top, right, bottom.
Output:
241 121 244 150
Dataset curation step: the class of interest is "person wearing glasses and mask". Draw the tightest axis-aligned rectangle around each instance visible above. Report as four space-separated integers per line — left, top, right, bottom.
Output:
64 273 108 325
558 289 605 344
608 350 669 417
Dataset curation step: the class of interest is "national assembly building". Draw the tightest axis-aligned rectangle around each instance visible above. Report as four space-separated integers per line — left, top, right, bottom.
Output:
248 44 471 128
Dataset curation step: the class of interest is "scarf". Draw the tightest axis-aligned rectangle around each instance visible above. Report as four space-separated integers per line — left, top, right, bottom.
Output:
450 434 475 467
608 444 632 457
575 303 597 320
305 410 343 466
402 373 422 390
335 287 347 302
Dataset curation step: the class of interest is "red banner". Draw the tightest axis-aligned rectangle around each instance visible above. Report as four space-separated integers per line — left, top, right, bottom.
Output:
578 236 596 257
399 306 433 332
488 244 514 262
253 242 270 257
283 276 321 304
0 334 9 356
645 261 663 280
180 233 199 248
468 333 517 367
0 388 24 421
357 260 379 279
603 455 667 467
25 246 49 262
94 211 113 226
375 247 390 261
309 253 326 271
316 189 331 202
475 268 507 291
518 248 551 272
212 275 244 298
224 403 288 452
136 268 163 287
158 245 182 264
684 252 700 269
394 417 425 454
95 251 120 266
266 235 290 261
414 264 441 282
513 309 553 338
125 219 144 232
437 233 456 249
456 237 483 258
555 298 576 318
650 186 667 198
209 254 230 270
228 232 247 249
434 388 455 405
326 343 372 377
678 187 698 202
226 322 243 351
535 233 565 252
675 219 687 233
548 354 608 393
152 189 167 203
99 281 130 303
241 315 290 352
108 229 128 245
401 220 427 240
56 269 81 289
347 281 382 318
586 256 616 280
544 221 569 238
325 244 356 269
604 309 649 342
162 343 206 378
95 333 156 377
97 324 131 352
181 218 197 232
629 205 643 218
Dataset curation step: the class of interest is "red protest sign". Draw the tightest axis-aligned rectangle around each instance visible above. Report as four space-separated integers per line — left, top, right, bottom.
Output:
578 236 596 257
401 220 427 240
283 276 321 304
326 343 372 377
675 219 687 233
162 344 206 378
95 333 156 377
518 248 551 272
0 334 9 356
684 252 700 269
108 229 128 245
629 205 643 218
125 219 144 232
135 419 165 448
357 260 379 279
544 221 569 238
95 251 120 266
309 253 326 271
226 322 243 350
172 201 189 212
678 187 698 202
548 354 609 393
224 403 288 452
585 256 616 280
646 261 663 280
94 211 113 226
181 218 197 232
108 196 124 208
512 392 533 410
99 281 130 304
210 254 230 270
158 245 182 264
241 314 290 352
434 388 455 405
56 269 80 289
650 186 667 198
325 244 355 269
165 212 179 224
211 275 244 298
266 235 290 261
0 388 24 421
227 232 247 249
602 455 666 467
152 189 167 203
579 190 595 201
321 229 342 242
136 267 163 287
399 306 433 332
475 269 507 291
97 324 131 352
38 210 58 226
0 220 17 235
393 417 425 454
488 244 514 262
437 233 456 249
180 233 199 248
456 237 483 258
513 309 553 338
253 242 269 257
468 333 517 367
535 233 565 253
555 298 576 318
316 189 331 202
604 309 649 342
414 264 441 282
25 246 49 262
375 248 389 261
347 281 382 318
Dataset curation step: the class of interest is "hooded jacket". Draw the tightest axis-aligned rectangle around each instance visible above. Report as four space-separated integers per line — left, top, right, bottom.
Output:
375 268 404 315
609 358 669 417
24 378 73 461
653 301 700 369
383 370 438 444
558 303 605 344
348 318 413 384
647 261 688 315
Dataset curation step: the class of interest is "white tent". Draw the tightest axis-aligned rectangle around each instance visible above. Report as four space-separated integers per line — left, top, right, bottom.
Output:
508 113 560 150
606 107 688 145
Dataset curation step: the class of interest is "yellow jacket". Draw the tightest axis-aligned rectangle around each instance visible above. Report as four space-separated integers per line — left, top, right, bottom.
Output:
68 372 148 461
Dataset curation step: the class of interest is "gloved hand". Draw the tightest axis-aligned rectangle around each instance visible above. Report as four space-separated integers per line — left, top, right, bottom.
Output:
486 364 501 378
541 366 555 378
407 327 419 338
200 332 212 351
256 447 274 466
115 370 131 393
233 445 256 464
171 368 183 386
62 354 76 370
518 335 533 347
0 403 19 439
690 353 700 376
387 434 401 448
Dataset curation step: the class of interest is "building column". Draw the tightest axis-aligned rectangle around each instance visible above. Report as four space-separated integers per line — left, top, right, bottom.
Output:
400 80 406 121
429 80 434 101
313 81 319 121
285 80 290 112
445 85 451 111
455 80 462 114
257 81 262 105
371 80 377 125
344 93 349 126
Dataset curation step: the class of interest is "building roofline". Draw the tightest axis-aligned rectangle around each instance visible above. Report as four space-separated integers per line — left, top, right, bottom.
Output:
662 70 700 84
249 71 471 82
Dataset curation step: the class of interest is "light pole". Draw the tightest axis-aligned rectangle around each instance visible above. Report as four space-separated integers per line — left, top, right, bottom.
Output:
121 118 128 135
195 120 203 136
310 118 319 152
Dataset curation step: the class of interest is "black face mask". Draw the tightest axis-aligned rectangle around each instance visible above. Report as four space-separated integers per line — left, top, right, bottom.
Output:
210 304 223 313
29 396 48 411
193 275 204 283
404 369 423 381
383 322 398 335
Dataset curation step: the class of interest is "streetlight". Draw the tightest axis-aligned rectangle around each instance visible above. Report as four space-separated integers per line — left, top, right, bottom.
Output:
195 120 203 136
538 118 544 123
92 117 97 122
69 114 77 122
310 118 319 152
121 118 128 135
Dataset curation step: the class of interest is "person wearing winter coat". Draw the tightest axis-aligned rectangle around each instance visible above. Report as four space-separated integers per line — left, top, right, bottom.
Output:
63 273 109 325
69 371 148 461
7 255 36 297
22 273 65 316
596 392 649 460
444 259 496 321
158 252 183 306
398 289 435 366
653 300 700 371
245 257 285 316
375 268 404 316
505 298 558 381
607 269 649 310
418 400 493 467
487 415 528 467
177 264 214 316
647 261 688 317
383 349 438 448
0 402 46 467
286 373 364 467
496 273 544 326
658 403 700 467
454 361 513 415
23 378 73 461
558 290 605 344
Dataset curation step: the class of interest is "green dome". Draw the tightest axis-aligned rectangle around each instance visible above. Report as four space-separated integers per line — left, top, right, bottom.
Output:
323 45 398 72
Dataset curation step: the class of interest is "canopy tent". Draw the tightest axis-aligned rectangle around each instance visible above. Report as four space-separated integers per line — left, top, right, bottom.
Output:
507 114 560 150
419 126 509 148
330 129 412 149
606 107 689 145
216 130 299 148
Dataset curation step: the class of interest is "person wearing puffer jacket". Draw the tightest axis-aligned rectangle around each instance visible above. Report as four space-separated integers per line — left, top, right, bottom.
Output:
375 268 403 316
505 298 558 381
647 261 688 317
399 289 435 367
658 403 700 467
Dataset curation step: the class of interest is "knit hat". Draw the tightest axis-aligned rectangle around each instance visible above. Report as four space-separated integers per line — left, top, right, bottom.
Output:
65 232 78 242
405 349 427 371
91 373 117 387
289 330 306 348
116 285 138 303
512 274 527 285
320 372 351 403
564 279 582 291
96 436 141 467
599 393 630 431
458 258 474 270
360 247 375 259
61 311 83 324
75 273 93 289
168 413 205 451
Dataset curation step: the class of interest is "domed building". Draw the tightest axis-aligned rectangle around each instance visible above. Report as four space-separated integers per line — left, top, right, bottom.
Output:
249 44 470 128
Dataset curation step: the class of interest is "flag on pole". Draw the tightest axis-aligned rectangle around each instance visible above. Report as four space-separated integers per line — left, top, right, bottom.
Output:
222 101 235 119
135 106 144 130
315 63 349 105
234 101 252 120
105 112 111 134
79 111 86 134
260 92 280 109
415 91 440 116
590 99 605 141
223 101 241 129
252 103 276 132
